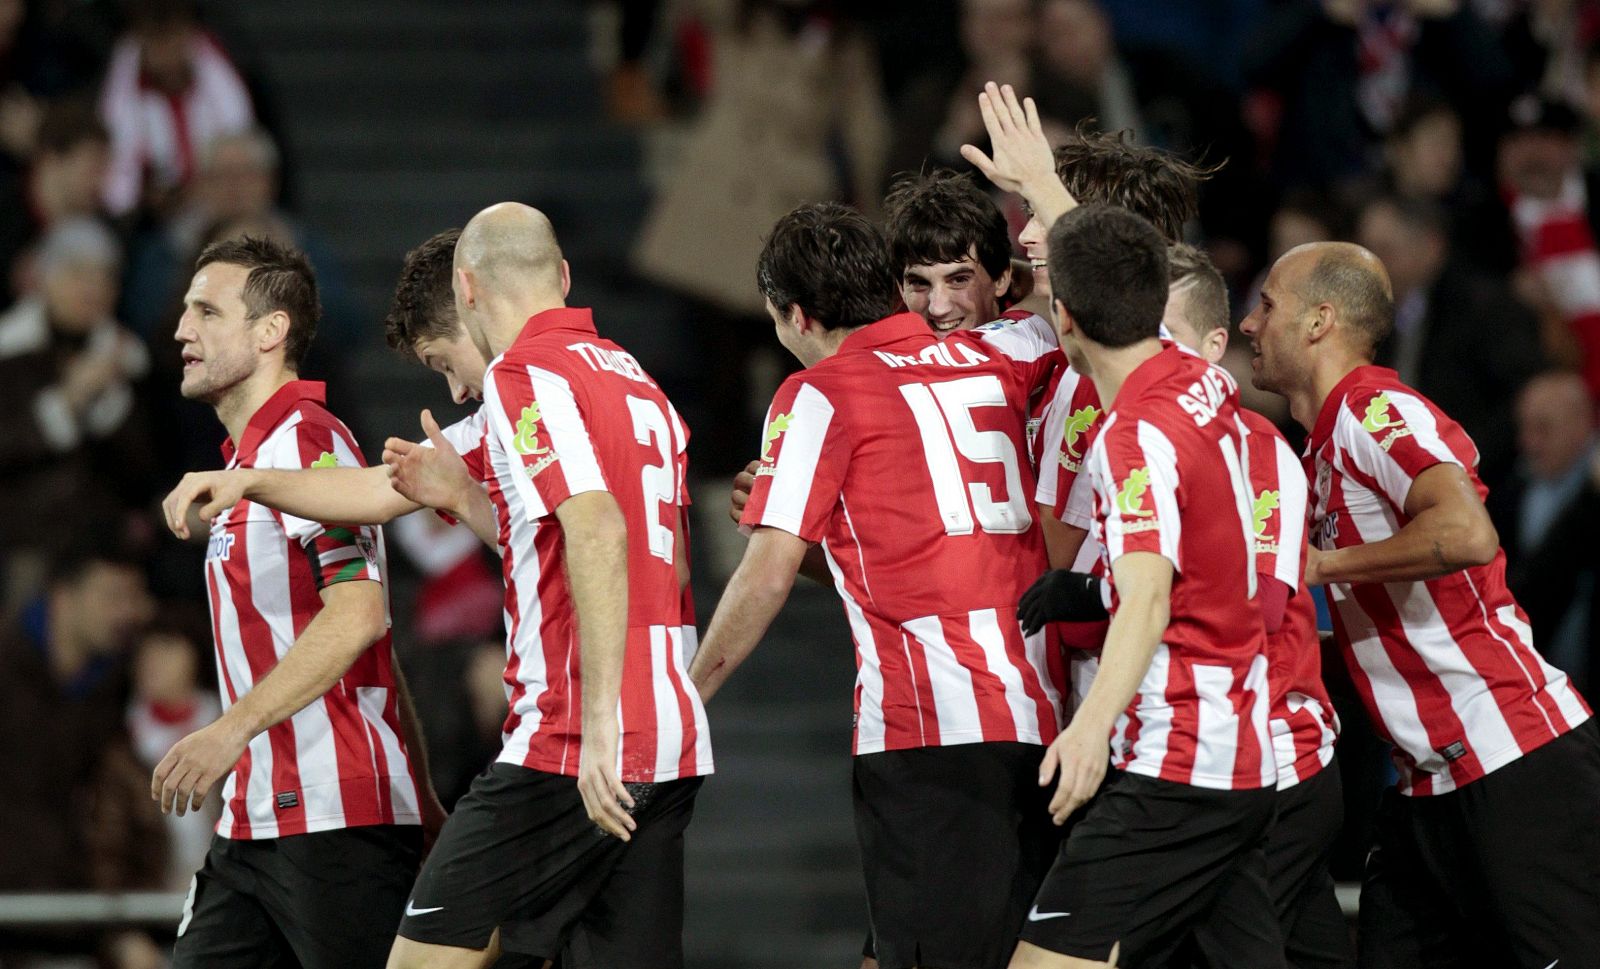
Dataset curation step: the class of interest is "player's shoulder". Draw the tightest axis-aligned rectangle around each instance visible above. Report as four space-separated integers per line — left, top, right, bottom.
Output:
1331 370 1437 443
258 401 361 469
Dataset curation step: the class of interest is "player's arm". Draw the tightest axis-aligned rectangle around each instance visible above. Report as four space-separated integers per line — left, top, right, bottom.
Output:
162 465 418 538
151 579 390 816
689 527 810 702
960 82 1076 228
558 489 637 842
1039 551 1172 824
391 655 448 847
729 459 832 585
1306 463 1499 585
1040 511 1089 569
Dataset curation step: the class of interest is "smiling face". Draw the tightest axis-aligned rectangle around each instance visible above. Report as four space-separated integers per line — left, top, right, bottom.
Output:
413 329 490 403
175 262 264 404
901 250 1008 336
1238 251 1315 395
1018 211 1051 301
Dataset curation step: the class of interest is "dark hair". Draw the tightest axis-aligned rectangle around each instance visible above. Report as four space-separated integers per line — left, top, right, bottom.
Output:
1047 204 1170 348
195 235 321 370
882 170 1012 281
385 229 461 358
757 202 899 330
1302 252 1394 352
1051 125 1216 242
1167 243 1230 334
35 98 109 155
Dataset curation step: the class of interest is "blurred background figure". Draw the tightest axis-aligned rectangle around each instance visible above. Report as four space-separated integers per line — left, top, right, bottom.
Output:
387 511 504 648
98 0 253 218
0 98 110 301
1357 193 1544 488
0 548 165 969
125 617 220 891
0 217 153 613
1490 370 1600 695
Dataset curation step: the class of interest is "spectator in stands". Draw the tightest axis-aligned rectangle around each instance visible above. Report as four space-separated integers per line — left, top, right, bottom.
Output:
126 618 219 890
1489 370 1600 695
0 218 154 610
1357 193 1545 489
98 0 253 218
0 97 110 301
1031 0 1145 142
925 0 1038 168
0 548 165 968
1498 93 1600 394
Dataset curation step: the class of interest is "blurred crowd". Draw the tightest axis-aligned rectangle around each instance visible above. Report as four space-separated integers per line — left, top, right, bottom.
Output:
5 0 1600 964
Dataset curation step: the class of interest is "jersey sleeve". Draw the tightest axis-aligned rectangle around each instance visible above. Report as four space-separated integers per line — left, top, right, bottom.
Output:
974 313 1062 398
1335 386 1466 511
431 408 490 483
1248 426 1309 590
739 376 848 542
1091 417 1182 569
276 418 383 588
1033 366 1103 521
483 361 610 522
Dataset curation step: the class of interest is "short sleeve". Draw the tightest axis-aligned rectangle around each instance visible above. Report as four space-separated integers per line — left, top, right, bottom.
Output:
274 419 382 588
1248 426 1309 589
1033 366 1104 519
1091 417 1182 569
431 408 490 483
972 313 1062 398
740 376 849 542
484 362 610 522
1334 387 1467 511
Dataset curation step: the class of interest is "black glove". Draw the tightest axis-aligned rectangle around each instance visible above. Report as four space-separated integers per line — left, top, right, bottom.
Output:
1017 570 1108 635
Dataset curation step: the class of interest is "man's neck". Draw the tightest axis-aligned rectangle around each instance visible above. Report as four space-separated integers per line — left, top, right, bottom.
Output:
1292 349 1370 433
807 325 860 367
215 367 295 445
1085 337 1162 407
481 293 566 359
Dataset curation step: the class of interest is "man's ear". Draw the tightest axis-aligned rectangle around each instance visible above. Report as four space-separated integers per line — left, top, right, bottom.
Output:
993 264 1014 302
455 267 475 308
787 304 814 335
559 259 571 298
256 309 291 356
1307 302 1337 344
1051 297 1073 336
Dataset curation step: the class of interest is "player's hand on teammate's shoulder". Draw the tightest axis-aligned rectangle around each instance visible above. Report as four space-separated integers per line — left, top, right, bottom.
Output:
1039 717 1109 825
577 717 637 842
162 470 253 540
385 409 474 514
729 459 759 526
150 715 251 817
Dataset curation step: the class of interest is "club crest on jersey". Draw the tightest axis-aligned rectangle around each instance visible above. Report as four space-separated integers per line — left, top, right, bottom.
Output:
1253 489 1280 555
1059 405 1102 471
1361 392 1413 451
760 411 793 466
1116 467 1155 520
513 403 550 456
310 450 339 469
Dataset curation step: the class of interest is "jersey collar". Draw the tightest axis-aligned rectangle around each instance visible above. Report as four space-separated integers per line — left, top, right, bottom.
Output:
512 306 597 351
222 379 326 463
1116 343 1191 405
1308 364 1397 451
836 312 932 354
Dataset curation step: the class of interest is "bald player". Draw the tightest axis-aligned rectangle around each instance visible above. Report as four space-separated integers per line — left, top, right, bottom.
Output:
1242 242 1600 969
387 204 711 969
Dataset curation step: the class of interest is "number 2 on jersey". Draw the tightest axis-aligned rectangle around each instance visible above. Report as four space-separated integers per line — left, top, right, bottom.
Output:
626 395 676 564
900 375 1031 536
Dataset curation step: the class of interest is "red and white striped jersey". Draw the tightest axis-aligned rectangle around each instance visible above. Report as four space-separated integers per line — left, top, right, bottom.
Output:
205 381 420 839
475 308 712 783
1240 409 1338 789
742 312 1066 755
1305 366 1589 795
1087 346 1276 791
984 310 1066 468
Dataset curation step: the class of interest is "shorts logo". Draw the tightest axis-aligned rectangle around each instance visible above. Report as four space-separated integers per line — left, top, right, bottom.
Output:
310 450 339 469
1116 467 1154 519
513 403 550 456
1361 392 1414 451
761 412 794 462
1059 405 1102 472
1027 905 1071 921
405 900 444 917
1252 489 1279 539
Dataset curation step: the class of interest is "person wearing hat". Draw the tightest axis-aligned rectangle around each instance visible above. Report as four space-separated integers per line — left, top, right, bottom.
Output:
0 216 156 611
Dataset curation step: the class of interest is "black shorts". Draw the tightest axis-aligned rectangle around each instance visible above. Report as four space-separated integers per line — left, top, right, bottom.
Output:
1189 764 1352 969
398 762 701 967
854 742 1062 969
1020 769 1281 967
1359 717 1600 969
171 824 421 969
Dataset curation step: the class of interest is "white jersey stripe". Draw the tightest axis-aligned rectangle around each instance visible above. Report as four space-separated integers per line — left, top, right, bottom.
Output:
1122 645 1175 778
1192 664 1241 784
757 383 835 534
826 544 887 751
1135 421 1183 568
650 624 685 778
970 608 1044 739
1272 435 1307 588
902 616 984 742
528 366 608 505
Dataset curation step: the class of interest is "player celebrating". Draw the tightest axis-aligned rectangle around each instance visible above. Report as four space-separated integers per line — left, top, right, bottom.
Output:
1242 241 1600 969
386 203 711 969
1016 207 1280 969
691 202 1064 969
882 169 1016 337
157 237 441 969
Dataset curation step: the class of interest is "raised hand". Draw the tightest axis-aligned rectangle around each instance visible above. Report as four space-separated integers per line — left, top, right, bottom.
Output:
960 83 1072 211
385 409 474 514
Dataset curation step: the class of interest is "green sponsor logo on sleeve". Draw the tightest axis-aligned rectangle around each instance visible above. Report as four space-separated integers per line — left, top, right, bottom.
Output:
513 403 550 456
1115 467 1154 519
310 451 339 469
761 412 794 462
